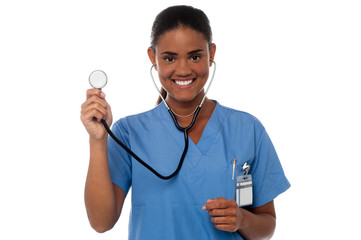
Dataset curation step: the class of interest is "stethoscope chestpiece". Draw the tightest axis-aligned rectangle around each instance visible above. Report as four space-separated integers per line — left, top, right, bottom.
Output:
89 70 108 89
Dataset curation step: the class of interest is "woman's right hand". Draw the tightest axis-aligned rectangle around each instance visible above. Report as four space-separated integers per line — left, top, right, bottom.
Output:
80 89 113 140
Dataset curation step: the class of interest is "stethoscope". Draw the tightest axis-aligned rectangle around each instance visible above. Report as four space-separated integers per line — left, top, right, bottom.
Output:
88 60 216 180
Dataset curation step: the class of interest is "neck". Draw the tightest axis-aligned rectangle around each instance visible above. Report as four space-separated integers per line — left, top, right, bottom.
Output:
169 97 216 132
165 92 206 118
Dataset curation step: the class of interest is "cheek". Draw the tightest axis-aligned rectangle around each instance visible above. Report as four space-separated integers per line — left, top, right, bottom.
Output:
157 65 174 80
158 72 171 86
197 64 210 79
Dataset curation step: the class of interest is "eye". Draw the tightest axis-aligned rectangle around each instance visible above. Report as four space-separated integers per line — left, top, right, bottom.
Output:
191 55 201 61
164 57 175 62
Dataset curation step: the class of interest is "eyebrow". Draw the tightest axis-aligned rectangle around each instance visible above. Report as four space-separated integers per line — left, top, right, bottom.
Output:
160 49 205 56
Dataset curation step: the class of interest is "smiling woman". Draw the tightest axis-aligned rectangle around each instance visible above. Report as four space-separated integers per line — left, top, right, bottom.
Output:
148 27 216 119
149 5 213 107
80 5 290 240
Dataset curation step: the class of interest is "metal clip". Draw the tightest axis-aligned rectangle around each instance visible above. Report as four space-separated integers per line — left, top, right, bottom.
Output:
242 162 250 178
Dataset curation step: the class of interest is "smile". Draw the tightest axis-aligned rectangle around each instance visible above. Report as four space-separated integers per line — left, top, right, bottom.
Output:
173 79 195 86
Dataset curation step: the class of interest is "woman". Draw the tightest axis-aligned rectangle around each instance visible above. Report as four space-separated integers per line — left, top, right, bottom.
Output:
81 5 290 240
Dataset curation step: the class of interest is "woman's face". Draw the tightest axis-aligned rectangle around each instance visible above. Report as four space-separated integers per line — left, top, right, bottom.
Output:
148 27 216 105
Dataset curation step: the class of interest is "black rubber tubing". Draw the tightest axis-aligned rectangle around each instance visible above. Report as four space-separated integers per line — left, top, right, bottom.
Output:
100 106 201 180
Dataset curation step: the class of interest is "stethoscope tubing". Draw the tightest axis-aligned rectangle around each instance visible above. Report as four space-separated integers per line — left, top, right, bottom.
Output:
101 61 215 180
101 106 200 180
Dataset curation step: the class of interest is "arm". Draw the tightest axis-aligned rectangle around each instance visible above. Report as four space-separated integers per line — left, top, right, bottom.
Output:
81 89 126 233
203 198 276 240
84 139 126 233
238 201 276 239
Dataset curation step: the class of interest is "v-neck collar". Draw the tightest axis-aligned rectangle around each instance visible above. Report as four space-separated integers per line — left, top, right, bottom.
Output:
155 101 225 167
191 101 221 154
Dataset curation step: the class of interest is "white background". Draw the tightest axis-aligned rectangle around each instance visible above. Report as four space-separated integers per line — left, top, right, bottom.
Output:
1 0 360 239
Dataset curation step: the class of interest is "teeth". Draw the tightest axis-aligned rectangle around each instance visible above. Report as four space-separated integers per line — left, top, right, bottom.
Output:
175 79 193 86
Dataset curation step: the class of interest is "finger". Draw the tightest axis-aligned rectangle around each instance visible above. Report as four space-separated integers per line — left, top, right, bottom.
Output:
203 198 236 210
82 108 107 123
209 197 226 201
82 95 108 110
208 207 238 217
86 88 105 100
214 223 236 232
211 216 236 224
82 101 108 114
81 99 108 115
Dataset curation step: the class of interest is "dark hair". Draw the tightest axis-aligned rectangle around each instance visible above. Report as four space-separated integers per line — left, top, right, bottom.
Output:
151 5 212 50
151 5 213 105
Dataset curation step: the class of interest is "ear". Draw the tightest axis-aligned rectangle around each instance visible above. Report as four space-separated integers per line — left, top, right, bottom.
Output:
209 43 216 66
147 47 157 70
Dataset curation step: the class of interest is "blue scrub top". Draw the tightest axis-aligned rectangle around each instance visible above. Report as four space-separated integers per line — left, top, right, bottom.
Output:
108 101 290 240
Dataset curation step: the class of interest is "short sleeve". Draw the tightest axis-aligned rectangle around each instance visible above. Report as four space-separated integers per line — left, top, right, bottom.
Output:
250 124 290 208
107 120 132 195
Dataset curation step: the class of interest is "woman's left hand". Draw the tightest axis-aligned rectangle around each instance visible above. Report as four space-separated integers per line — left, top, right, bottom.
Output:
202 197 243 232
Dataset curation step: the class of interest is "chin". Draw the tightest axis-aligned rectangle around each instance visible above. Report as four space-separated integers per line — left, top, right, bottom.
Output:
170 92 204 104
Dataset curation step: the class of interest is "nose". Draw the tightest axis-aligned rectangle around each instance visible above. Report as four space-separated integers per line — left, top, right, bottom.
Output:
174 59 192 77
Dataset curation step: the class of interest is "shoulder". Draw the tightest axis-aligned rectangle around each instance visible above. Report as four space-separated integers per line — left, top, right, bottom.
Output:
112 104 163 133
216 102 265 130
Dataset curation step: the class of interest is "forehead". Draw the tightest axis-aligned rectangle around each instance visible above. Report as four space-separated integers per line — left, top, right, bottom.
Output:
155 27 208 54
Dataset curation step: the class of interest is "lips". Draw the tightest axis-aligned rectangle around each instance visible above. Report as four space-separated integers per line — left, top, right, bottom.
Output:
173 78 195 87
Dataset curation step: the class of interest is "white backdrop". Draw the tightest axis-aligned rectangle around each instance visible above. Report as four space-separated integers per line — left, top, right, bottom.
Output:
1 0 360 239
